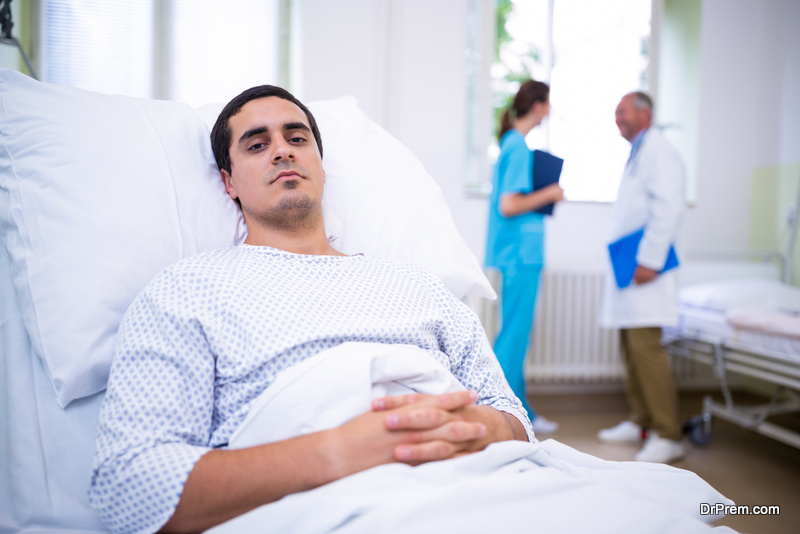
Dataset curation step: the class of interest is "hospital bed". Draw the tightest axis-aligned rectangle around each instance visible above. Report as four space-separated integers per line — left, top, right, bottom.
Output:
664 275 800 450
664 173 800 450
0 69 736 533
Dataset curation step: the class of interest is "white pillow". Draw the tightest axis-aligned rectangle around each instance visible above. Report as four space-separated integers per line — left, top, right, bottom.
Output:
0 69 247 406
198 97 496 303
0 70 494 407
315 98 495 301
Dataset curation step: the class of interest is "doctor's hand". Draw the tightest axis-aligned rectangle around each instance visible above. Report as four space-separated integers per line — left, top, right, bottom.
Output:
633 265 658 285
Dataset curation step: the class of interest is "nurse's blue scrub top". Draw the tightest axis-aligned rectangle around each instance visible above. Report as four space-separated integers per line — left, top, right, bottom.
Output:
485 130 545 270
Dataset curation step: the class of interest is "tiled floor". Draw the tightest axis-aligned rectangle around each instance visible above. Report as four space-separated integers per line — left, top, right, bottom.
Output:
528 390 800 534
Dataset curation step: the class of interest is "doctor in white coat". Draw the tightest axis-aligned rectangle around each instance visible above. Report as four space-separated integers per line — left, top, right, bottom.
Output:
597 92 686 464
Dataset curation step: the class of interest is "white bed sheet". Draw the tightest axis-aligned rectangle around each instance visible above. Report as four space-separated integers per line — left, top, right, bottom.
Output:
676 305 800 363
209 343 735 534
1 246 735 533
212 440 736 534
0 245 107 533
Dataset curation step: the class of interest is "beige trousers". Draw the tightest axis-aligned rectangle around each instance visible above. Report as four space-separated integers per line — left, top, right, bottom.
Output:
620 327 681 440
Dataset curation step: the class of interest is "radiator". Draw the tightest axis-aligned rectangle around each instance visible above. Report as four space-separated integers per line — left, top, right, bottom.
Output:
476 269 713 389
526 270 625 383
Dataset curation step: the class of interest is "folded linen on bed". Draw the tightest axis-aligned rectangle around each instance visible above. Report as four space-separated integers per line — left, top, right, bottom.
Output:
727 307 800 340
228 341 466 447
210 342 735 534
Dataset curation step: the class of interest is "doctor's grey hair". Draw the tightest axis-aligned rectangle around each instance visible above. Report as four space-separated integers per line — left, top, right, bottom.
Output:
630 91 653 111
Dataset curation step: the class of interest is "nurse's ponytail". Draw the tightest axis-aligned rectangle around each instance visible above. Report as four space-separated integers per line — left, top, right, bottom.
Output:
497 79 550 141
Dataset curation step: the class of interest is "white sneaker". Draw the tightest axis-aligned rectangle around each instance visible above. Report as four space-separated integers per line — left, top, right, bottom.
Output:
531 415 559 435
597 421 645 443
634 433 685 463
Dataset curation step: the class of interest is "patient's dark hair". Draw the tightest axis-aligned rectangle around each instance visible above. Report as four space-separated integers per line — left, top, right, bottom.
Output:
210 85 323 175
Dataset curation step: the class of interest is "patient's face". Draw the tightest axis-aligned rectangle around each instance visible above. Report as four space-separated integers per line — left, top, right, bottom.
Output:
222 96 325 231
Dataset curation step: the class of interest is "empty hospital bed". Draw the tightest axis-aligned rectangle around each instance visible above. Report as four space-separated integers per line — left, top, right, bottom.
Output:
0 68 736 533
664 276 800 450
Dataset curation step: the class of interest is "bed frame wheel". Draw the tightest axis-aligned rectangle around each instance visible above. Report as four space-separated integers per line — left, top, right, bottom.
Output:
683 414 713 446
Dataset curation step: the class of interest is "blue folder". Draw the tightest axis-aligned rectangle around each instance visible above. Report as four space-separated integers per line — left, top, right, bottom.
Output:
531 149 563 215
608 228 679 289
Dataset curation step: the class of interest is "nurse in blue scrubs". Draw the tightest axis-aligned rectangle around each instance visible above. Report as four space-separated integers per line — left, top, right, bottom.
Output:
485 80 564 434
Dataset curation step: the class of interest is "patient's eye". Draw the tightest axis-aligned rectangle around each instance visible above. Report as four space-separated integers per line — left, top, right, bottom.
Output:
288 136 306 144
248 142 266 151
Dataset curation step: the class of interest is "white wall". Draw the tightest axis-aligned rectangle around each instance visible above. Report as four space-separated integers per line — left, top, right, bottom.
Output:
549 0 800 281
683 0 794 253
293 0 387 125
544 201 612 270
778 0 800 165
295 0 490 261
658 0 702 204
294 0 800 269
384 0 489 263
539 0 800 267
294 0 611 267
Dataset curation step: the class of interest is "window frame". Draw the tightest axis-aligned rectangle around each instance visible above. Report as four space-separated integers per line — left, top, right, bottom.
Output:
465 0 662 202
35 0 293 102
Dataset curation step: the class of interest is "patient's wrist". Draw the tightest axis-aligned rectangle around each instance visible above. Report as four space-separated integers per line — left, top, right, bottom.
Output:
499 411 527 442
317 427 353 482
458 405 518 450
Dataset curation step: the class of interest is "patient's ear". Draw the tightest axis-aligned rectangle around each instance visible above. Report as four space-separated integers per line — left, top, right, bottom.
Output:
220 169 238 199
322 168 326 184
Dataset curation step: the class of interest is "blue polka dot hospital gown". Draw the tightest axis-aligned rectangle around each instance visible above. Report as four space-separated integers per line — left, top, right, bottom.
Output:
89 245 532 534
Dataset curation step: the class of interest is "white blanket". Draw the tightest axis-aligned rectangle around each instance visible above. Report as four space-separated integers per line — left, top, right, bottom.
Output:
210 342 737 534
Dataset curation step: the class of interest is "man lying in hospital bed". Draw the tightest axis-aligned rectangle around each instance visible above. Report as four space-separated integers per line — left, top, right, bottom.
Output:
0 70 736 533
92 85 532 532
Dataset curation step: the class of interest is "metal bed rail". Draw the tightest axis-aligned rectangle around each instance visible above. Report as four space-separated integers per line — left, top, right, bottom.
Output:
664 332 800 450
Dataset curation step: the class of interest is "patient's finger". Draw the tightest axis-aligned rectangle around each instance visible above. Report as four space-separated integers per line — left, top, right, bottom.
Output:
383 407 449 430
372 390 478 412
404 421 487 445
371 394 418 411
433 391 479 410
392 423 485 463
394 441 456 463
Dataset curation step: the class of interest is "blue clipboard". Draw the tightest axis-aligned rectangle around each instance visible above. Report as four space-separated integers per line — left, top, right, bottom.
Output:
531 149 563 215
608 228 679 289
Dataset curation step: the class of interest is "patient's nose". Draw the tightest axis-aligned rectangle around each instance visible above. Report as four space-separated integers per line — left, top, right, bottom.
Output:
272 140 294 162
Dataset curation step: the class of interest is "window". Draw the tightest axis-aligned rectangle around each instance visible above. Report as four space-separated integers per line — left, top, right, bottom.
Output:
42 0 154 97
40 0 287 107
483 0 653 202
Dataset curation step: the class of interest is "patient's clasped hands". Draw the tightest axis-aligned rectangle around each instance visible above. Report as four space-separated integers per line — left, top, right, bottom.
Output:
324 390 521 481
376 390 491 461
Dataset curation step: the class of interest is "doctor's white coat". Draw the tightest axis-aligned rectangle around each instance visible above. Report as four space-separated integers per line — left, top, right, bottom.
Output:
600 128 685 329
